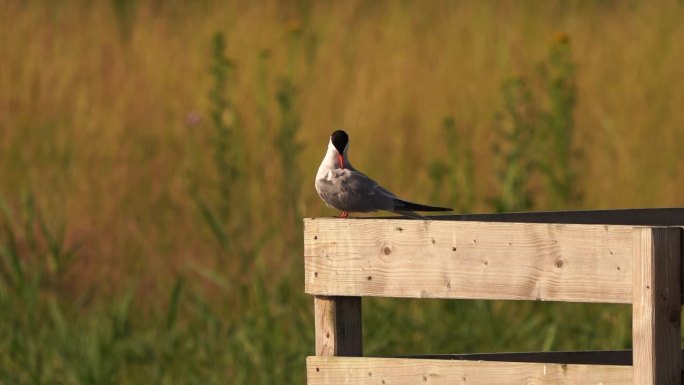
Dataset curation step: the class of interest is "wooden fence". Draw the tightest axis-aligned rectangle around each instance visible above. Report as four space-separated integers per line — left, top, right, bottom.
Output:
304 209 684 385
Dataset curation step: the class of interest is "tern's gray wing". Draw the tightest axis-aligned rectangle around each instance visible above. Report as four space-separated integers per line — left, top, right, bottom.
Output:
316 169 396 212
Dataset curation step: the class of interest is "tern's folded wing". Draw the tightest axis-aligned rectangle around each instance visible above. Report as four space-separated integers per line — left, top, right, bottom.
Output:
319 169 395 212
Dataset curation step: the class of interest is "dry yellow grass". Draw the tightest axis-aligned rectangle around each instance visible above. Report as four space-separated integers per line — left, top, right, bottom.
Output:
2 1 684 296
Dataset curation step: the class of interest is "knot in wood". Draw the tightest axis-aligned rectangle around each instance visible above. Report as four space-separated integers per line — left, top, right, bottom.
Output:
382 246 392 255
555 258 564 268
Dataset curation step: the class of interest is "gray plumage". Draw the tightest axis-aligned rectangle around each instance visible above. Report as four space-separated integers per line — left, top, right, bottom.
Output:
315 130 452 218
317 167 394 213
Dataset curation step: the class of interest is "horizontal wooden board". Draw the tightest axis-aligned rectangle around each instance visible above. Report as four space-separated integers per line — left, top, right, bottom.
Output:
305 219 635 303
404 350 632 366
435 207 684 226
399 349 684 366
307 356 633 385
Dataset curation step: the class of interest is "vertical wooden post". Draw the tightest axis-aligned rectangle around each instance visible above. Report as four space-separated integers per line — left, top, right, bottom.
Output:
314 296 362 356
632 227 681 385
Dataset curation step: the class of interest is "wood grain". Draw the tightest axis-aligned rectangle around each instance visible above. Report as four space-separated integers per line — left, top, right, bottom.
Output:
314 296 362 356
305 218 635 303
632 227 681 385
306 356 632 385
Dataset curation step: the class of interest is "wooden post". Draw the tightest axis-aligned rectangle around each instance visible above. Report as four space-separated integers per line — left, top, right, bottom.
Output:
632 227 681 385
314 296 362 356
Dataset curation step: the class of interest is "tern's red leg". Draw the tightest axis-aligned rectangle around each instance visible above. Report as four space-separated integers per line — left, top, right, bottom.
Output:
340 211 349 218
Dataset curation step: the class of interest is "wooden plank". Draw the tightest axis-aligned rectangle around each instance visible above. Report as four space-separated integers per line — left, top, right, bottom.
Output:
305 219 634 303
400 349 684 366
306 356 632 385
433 208 684 226
406 350 633 366
314 296 362 356
632 227 681 385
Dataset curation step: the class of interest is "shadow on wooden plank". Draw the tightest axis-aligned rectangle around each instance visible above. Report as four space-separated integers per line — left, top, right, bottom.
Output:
392 349 684 366
369 208 684 225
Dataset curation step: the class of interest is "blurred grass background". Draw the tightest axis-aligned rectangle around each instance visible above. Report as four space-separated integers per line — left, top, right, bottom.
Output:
1 1 684 383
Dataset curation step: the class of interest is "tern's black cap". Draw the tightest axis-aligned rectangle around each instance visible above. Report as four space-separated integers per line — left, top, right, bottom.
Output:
330 130 348 154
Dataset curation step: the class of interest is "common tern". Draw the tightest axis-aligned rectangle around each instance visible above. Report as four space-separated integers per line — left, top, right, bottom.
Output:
315 130 452 218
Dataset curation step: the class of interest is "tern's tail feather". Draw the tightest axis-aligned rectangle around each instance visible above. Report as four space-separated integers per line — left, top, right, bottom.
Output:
393 199 452 212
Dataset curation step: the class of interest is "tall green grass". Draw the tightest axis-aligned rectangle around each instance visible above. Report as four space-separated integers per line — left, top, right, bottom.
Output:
429 116 475 213
0 192 312 384
492 34 579 212
2 1 684 384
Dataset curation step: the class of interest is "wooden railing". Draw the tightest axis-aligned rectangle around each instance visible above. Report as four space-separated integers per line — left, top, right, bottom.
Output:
303 209 684 385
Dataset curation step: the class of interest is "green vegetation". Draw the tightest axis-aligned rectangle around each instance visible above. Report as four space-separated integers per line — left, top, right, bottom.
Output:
492 33 579 212
2 1 684 383
429 116 476 213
